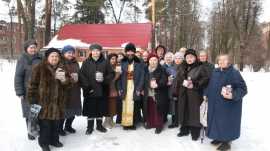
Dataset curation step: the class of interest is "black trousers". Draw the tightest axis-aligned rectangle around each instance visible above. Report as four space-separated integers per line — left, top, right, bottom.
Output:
133 100 142 125
38 119 60 147
116 99 122 124
59 116 75 130
180 126 201 138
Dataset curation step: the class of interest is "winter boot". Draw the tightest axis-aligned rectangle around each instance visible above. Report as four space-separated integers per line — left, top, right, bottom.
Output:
41 145 51 151
58 119 66 136
103 117 111 129
85 119 94 135
168 115 179 129
64 116 76 133
28 134 35 140
109 117 115 128
96 119 107 133
190 127 201 141
177 126 190 137
50 141 63 148
217 142 231 151
155 127 163 134
129 125 137 130
211 140 222 146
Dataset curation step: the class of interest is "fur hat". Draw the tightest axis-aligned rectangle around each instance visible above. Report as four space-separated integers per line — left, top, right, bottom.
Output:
124 43 136 53
45 48 61 58
184 49 197 58
89 43 102 51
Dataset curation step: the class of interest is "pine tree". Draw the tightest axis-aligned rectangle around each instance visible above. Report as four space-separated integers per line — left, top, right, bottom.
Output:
73 0 105 24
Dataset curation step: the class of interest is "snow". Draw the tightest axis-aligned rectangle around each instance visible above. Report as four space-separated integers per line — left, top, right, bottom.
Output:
0 59 269 151
45 35 91 49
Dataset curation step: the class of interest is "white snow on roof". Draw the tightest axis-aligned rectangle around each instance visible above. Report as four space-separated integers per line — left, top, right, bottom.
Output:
45 35 91 49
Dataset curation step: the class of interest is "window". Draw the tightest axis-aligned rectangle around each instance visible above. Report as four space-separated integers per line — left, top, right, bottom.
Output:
79 50 85 57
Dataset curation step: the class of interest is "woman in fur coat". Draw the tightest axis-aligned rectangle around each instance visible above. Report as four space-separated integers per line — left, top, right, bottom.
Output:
27 48 71 151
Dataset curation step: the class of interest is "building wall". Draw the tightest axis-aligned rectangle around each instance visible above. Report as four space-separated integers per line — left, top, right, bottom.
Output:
0 21 46 58
75 47 125 62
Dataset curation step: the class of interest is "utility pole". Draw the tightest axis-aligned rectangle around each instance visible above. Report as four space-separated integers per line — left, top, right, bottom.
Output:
151 0 156 49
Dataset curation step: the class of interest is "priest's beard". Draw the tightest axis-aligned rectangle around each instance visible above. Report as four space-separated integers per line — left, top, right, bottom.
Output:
127 54 135 64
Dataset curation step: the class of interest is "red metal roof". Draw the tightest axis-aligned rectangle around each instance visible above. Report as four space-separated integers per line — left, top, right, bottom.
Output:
57 23 152 48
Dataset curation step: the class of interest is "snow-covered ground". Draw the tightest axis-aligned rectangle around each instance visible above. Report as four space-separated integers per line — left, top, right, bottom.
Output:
0 59 269 151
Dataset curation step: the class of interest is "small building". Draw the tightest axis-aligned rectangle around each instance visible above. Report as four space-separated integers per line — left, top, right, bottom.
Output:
46 23 152 62
0 20 46 58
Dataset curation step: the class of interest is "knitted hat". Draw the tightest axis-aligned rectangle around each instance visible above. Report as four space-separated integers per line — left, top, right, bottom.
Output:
124 43 136 53
147 53 159 62
45 48 61 58
24 39 37 52
62 45 75 54
89 43 102 51
174 52 184 60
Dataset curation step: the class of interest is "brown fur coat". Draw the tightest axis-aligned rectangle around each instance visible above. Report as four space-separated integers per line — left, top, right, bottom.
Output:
27 60 72 120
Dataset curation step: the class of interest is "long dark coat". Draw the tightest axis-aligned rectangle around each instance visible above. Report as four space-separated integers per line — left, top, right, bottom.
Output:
118 56 145 101
79 55 114 117
143 65 168 117
79 55 114 99
14 52 42 117
27 60 72 120
63 58 82 117
175 61 209 127
206 65 247 141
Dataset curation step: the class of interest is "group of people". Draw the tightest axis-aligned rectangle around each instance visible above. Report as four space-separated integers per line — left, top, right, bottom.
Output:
14 40 247 151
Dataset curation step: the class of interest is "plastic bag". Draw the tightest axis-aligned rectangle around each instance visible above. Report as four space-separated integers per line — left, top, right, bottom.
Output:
200 99 208 127
27 104 42 138
200 99 208 143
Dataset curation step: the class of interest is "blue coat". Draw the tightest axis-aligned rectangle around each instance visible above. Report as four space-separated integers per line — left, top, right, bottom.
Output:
14 52 42 118
205 65 247 141
118 57 145 101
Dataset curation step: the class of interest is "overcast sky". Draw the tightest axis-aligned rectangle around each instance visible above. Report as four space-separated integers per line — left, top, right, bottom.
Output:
0 0 269 23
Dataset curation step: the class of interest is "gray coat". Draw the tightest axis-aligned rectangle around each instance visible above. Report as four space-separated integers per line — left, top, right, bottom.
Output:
14 52 42 118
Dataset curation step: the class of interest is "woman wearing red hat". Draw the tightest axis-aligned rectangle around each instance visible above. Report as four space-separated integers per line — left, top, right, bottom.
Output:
143 53 168 134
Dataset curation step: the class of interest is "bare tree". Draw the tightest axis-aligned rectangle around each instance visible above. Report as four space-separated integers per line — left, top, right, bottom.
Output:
16 0 36 41
145 0 204 52
208 0 263 70
104 0 140 24
230 0 262 70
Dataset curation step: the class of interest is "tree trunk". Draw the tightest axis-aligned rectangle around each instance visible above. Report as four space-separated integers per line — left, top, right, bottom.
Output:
45 0 52 45
16 0 36 41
